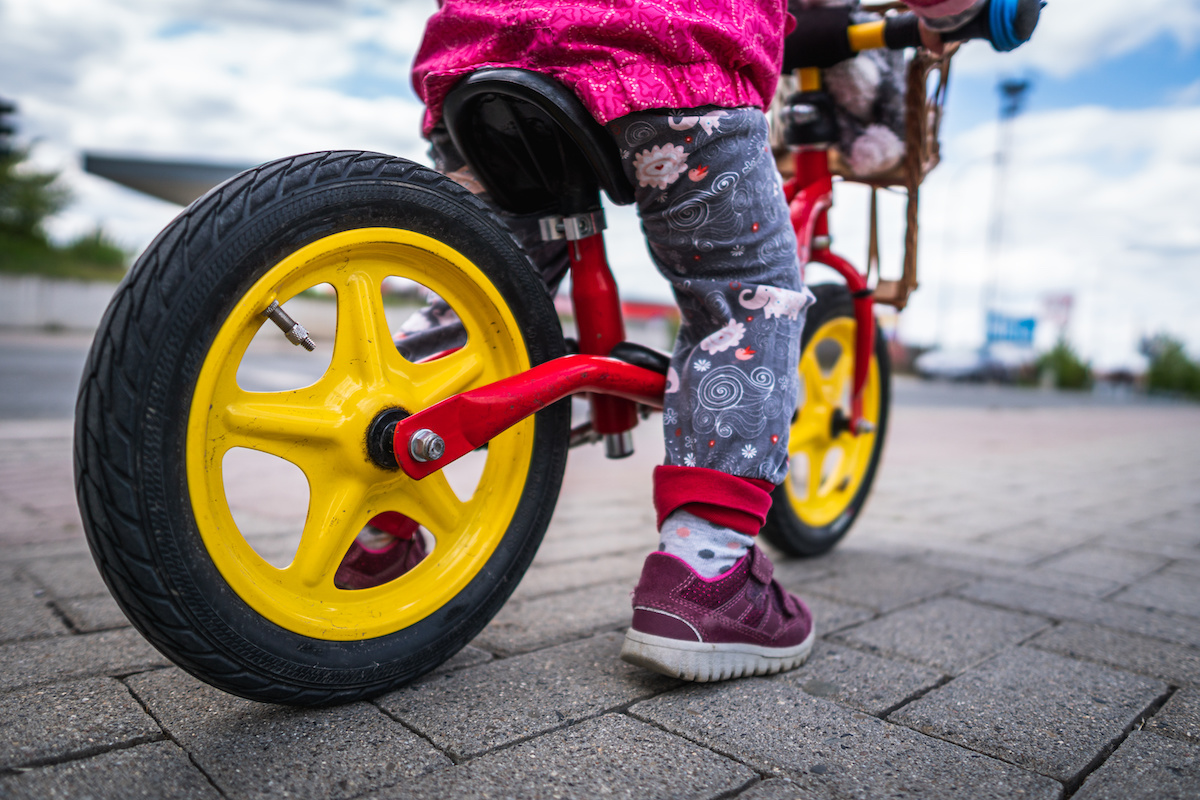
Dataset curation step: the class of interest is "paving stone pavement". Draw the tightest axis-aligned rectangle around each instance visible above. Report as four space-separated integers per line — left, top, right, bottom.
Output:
2 386 1200 798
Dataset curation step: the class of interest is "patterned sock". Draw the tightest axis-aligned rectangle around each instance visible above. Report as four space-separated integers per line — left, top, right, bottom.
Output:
658 509 756 579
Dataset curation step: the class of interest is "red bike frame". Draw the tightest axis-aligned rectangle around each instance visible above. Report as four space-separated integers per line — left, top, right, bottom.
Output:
391 147 873 478
785 148 875 433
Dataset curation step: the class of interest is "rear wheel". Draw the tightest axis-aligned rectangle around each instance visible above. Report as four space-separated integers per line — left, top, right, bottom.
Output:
75 151 569 704
761 283 890 557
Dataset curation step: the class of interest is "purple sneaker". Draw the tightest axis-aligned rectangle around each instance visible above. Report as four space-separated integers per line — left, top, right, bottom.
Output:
334 513 427 590
620 546 815 682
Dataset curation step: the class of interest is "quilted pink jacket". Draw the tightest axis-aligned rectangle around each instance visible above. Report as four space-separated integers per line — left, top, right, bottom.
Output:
412 0 970 136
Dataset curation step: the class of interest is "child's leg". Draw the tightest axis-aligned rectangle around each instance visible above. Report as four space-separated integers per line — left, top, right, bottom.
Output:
608 107 814 571
394 126 570 363
608 107 815 680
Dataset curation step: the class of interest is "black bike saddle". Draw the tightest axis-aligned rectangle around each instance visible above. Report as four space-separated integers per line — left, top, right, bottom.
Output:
441 68 635 216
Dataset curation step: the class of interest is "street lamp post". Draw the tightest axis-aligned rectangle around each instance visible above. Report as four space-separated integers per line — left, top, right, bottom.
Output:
982 78 1031 348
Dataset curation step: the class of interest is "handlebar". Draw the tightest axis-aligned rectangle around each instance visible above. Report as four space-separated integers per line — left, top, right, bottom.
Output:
782 0 1043 71
877 0 1043 52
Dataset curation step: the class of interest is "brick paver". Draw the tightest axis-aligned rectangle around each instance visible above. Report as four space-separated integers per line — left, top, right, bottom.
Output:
126 669 450 800
0 677 162 770
1145 688 1200 744
890 647 1169 784
781 639 944 715
1073 731 1200 800
375 632 678 759
372 714 757 800
629 679 1063 799
3 365 1200 798
833 596 1050 675
0 741 223 800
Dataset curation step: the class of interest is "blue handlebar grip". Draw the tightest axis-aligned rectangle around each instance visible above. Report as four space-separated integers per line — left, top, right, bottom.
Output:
989 0 1043 52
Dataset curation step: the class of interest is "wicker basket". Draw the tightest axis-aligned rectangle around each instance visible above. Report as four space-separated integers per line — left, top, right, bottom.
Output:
774 21 957 310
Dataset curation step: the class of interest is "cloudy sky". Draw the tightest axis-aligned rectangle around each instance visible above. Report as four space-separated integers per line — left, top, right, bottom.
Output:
3 0 1198 368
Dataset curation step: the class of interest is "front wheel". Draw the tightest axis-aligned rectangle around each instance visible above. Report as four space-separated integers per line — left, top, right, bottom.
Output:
761 283 891 558
75 151 570 704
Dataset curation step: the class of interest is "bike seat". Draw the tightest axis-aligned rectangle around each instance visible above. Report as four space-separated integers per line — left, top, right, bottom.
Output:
442 69 635 216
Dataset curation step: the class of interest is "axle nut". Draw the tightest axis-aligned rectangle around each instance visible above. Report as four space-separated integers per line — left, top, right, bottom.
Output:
409 429 445 463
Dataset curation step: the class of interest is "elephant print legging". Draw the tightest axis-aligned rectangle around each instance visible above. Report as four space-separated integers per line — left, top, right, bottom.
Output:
404 106 814 486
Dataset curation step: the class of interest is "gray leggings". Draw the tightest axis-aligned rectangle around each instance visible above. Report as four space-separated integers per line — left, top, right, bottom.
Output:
403 107 812 485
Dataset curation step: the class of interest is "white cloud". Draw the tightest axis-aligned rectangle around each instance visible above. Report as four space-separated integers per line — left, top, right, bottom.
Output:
953 0 1200 78
620 101 1200 368
858 103 1200 369
2 0 436 248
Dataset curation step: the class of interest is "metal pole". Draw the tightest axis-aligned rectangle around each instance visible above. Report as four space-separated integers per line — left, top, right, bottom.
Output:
983 79 1030 346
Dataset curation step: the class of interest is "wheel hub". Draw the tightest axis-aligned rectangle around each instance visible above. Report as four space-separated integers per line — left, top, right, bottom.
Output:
366 407 410 470
829 407 851 439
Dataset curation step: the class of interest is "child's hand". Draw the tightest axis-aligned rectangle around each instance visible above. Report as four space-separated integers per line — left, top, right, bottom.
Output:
918 21 945 55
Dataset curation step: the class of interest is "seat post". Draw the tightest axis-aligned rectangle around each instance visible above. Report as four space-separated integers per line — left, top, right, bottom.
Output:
566 219 638 458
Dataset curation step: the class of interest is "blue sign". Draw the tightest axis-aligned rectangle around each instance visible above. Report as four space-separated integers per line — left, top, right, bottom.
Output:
986 311 1036 346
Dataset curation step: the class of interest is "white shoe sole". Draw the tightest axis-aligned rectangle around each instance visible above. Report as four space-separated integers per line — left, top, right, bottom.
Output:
620 625 815 682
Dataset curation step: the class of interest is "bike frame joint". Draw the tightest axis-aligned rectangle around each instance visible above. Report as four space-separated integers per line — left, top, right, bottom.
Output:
408 429 446 463
538 209 607 242
391 354 666 480
778 102 819 127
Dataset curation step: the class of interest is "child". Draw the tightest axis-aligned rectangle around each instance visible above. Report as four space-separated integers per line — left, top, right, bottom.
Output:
371 0 964 681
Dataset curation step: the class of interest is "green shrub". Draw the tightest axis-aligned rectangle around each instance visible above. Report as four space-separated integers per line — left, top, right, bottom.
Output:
0 147 70 240
0 228 128 280
1037 338 1092 390
67 228 127 267
1144 336 1200 399
0 146 128 280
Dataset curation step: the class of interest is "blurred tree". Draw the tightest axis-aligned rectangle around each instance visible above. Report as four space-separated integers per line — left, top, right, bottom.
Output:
0 146 71 241
0 98 127 278
0 98 15 156
67 227 127 268
1037 338 1092 390
1142 335 1200 399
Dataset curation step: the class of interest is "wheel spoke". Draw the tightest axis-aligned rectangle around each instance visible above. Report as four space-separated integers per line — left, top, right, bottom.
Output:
805 447 826 500
795 357 834 451
287 478 369 588
800 356 829 407
218 391 343 447
818 356 853 411
332 271 395 389
406 342 487 407
202 386 349 476
789 414 826 452
392 470 467 540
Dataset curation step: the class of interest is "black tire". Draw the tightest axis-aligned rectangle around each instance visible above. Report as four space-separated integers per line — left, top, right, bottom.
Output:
74 151 570 705
760 283 891 558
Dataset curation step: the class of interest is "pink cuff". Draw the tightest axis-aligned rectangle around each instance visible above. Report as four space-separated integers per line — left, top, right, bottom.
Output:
653 465 775 537
905 0 981 19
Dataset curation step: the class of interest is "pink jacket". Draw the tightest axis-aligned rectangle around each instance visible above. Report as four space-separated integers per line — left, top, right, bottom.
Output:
412 0 971 137
412 0 795 136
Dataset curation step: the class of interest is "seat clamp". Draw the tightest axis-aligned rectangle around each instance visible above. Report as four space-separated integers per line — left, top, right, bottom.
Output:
539 210 607 242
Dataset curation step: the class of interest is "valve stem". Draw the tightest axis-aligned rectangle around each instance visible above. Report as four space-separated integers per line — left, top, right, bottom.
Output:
262 301 316 351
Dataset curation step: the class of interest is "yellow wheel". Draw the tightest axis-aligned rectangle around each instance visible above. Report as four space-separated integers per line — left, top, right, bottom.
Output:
75 152 569 704
762 284 890 557
189 226 536 639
